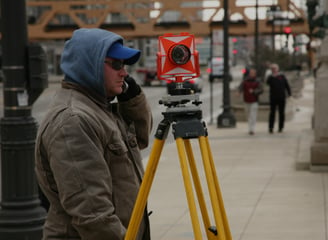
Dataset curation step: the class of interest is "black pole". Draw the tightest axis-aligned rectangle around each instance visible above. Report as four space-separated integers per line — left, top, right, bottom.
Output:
254 0 259 72
217 0 236 128
209 30 214 125
285 33 289 50
269 5 280 55
0 0 46 239
306 0 319 73
272 17 275 53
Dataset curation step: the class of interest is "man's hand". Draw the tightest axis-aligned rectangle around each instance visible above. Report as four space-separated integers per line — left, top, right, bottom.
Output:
117 76 141 101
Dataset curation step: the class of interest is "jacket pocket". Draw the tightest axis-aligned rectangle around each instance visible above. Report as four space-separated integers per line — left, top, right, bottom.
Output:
106 141 134 179
108 142 128 156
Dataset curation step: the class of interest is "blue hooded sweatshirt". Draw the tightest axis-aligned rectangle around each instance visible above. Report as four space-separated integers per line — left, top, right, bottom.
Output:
60 28 123 97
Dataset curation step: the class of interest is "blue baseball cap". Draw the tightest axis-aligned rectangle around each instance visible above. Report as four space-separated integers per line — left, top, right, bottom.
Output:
106 42 141 65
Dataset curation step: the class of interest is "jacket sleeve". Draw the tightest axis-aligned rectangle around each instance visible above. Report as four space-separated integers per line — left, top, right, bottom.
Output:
254 81 264 96
118 90 153 150
46 114 126 240
284 76 292 97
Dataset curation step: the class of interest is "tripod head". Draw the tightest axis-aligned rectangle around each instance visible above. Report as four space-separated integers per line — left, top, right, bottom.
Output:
157 92 205 140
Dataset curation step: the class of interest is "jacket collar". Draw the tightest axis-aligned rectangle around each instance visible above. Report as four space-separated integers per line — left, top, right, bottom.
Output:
61 80 112 110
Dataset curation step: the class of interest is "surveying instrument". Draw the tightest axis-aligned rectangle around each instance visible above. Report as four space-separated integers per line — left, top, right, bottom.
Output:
125 33 232 240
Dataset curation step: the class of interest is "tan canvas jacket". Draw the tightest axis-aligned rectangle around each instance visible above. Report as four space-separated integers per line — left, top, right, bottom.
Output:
35 82 152 240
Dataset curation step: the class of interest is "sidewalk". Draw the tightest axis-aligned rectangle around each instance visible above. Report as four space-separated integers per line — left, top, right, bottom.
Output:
144 77 324 240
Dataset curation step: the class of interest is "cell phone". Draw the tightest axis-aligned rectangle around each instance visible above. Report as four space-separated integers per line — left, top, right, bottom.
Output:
122 76 129 93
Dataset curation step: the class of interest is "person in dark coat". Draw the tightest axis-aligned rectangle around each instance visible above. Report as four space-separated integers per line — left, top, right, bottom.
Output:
266 63 292 133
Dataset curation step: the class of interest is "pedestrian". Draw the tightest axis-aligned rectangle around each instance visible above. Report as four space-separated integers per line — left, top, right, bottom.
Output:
266 63 292 133
35 28 153 240
238 68 263 135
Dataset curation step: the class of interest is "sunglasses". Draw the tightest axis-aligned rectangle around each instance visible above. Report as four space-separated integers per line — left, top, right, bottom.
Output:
104 59 125 71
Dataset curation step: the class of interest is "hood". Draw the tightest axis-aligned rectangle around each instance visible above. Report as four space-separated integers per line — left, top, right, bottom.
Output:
60 28 123 97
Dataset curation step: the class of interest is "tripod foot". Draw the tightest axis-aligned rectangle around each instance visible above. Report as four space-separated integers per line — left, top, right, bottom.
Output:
208 226 218 236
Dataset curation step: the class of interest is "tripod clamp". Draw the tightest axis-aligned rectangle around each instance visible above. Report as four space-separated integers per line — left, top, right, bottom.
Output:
155 94 207 140
159 93 202 108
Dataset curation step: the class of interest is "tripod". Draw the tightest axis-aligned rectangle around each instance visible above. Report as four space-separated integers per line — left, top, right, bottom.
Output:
125 93 232 240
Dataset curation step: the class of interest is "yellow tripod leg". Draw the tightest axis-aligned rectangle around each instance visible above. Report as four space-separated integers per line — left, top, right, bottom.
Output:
183 139 217 240
176 137 203 240
124 138 165 240
199 136 232 240
204 136 232 240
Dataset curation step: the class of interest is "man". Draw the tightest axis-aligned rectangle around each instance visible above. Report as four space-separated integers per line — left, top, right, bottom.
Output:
35 28 152 240
266 63 291 133
238 68 263 135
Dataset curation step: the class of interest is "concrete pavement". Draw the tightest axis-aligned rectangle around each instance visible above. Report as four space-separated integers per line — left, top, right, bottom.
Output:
143 76 325 240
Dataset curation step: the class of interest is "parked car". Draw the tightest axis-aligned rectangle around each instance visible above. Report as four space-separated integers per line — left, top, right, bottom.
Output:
166 76 203 95
207 57 233 81
207 57 224 79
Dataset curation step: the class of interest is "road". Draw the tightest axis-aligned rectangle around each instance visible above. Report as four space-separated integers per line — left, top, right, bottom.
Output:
31 66 243 158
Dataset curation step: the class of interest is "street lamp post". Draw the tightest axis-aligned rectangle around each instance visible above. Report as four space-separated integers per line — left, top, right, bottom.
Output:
0 0 47 239
272 15 276 52
217 0 236 128
306 0 319 33
267 5 281 54
254 0 259 72
284 26 292 50
306 0 319 71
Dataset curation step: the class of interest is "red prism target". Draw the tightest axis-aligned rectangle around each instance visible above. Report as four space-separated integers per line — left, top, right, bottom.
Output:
157 32 200 82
